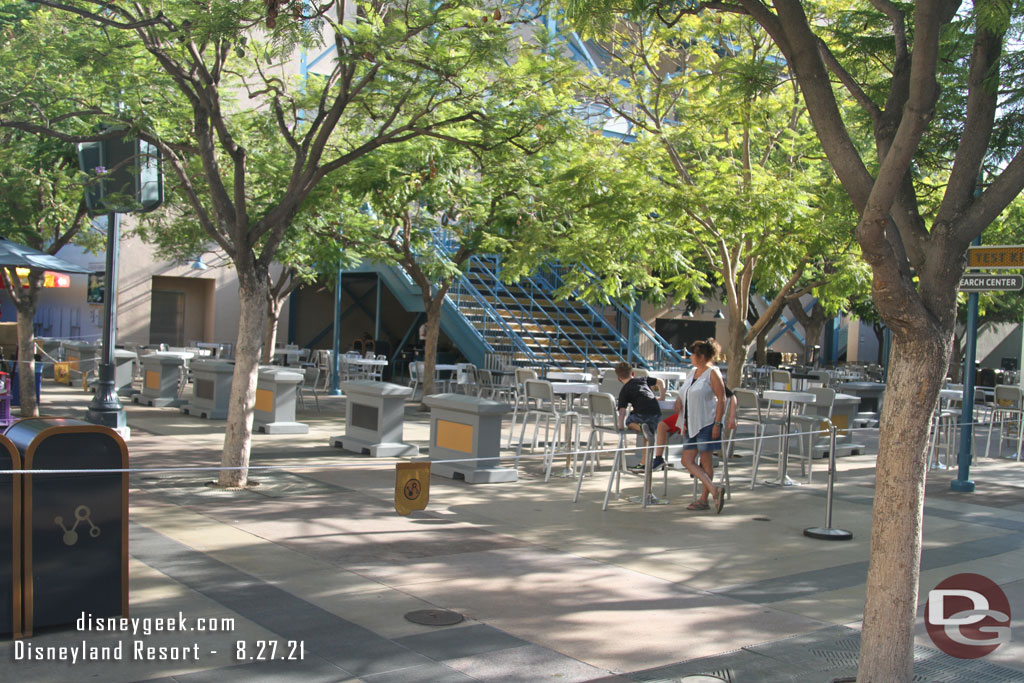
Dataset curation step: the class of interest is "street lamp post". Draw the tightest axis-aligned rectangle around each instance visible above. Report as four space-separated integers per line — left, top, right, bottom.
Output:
78 134 162 435
86 211 125 429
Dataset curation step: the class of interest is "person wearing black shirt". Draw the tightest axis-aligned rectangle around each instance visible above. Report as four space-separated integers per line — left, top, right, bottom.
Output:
614 361 664 459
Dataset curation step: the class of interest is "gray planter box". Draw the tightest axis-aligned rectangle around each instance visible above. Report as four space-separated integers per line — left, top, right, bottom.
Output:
113 349 137 397
424 393 515 483
181 359 234 420
63 341 99 382
254 367 307 434
133 352 190 407
331 381 417 457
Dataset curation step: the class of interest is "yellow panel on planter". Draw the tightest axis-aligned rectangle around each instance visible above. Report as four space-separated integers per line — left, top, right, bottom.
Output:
145 370 160 390
255 388 274 413
831 413 848 435
436 419 473 453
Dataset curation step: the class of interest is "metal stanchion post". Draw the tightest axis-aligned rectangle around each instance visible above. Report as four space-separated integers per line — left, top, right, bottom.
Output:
804 423 853 541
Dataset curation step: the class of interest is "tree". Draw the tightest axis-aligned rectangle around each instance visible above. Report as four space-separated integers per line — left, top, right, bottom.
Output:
575 13 858 386
340 73 580 397
566 1 1024 679
1 0 549 487
0 131 97 416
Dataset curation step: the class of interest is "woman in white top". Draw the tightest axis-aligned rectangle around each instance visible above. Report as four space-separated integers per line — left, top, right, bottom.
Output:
677 338 727 513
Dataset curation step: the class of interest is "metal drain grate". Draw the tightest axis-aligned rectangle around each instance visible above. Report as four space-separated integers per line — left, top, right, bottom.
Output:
404 609 464 626
810 648 860 669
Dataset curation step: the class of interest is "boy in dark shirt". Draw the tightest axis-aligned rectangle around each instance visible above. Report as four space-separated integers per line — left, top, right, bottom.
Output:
615 361 664 464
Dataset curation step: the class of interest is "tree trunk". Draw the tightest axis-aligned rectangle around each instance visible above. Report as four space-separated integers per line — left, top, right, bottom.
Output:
219 264 269 488
14 279 42 417
858 331 949 682
803 317 826 366
420 297 444 398
755 329 768 366
725 318 749 389
261 297 285 364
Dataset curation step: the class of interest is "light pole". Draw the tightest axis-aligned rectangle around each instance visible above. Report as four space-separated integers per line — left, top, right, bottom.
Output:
78 134 162 434
86 211 126 430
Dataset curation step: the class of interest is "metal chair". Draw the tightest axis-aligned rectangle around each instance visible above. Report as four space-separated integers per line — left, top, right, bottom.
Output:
587 391 666 509
507 368 539 448
477 369 512 402
514 379 581 482
370 354 387 382
455 363 478 394
408 361 423 399
789 387 836 484
985 384 1024 460
297 366 321 413
766 369 792 420
733 388 772 489
574 392 626 506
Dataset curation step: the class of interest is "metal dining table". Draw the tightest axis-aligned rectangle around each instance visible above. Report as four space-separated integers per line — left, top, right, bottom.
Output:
761 389 816 486
551 382 599 476
547 371 594 382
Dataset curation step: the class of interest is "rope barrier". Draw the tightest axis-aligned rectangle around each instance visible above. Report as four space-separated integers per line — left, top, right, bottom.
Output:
0 417 1002 476
0 413 1007 479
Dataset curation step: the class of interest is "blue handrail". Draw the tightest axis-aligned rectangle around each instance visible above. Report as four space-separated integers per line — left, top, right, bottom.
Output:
546 263 688 368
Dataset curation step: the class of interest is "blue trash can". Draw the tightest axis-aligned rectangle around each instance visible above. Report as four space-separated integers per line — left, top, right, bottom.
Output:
10 366 43 407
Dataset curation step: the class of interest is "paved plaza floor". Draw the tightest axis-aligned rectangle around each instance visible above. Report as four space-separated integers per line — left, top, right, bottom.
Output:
2 383 1023 682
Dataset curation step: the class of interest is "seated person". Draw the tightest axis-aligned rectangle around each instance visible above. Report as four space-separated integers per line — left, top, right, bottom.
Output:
614 361 664 457
648 389 738 470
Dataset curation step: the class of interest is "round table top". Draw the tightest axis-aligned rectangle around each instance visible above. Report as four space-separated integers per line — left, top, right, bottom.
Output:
551 382 599 394
547 371 594 382
763 389 816 403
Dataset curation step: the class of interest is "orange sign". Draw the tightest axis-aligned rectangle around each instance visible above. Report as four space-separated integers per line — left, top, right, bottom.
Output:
967 246 1024 269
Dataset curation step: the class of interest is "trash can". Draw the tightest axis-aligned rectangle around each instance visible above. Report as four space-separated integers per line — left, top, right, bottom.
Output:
0 435 21 637
10 365 43 407
6 418 128 635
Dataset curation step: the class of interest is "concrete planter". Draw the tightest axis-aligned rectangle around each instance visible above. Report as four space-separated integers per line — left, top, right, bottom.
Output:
331 381 417 457
254 367 307 434
424 393 515 483
133 352 191 407
181 359 234 420
62 341 99 382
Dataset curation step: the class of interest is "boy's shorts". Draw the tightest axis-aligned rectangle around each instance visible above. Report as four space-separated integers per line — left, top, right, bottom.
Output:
625 412 662 432
662 412 681 435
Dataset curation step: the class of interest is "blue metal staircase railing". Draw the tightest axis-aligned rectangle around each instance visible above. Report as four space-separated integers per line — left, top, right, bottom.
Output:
544 264 688 368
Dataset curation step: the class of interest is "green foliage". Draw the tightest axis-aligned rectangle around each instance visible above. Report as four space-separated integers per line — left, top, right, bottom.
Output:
566 10 866 317
0 130 100 252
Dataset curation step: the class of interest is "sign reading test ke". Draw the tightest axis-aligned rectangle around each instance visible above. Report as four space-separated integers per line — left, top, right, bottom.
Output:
968 245 1024 268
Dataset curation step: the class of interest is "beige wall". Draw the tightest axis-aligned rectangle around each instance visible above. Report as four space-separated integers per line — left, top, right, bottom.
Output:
35 226 290 350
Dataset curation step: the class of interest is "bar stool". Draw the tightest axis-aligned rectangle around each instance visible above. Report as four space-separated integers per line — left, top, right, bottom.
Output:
507 368 538 448
985 384 1024 460
574 392 624 504
514 379 582 481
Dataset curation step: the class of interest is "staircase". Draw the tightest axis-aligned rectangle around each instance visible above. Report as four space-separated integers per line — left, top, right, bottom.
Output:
351 235 686 371
447 255 685 369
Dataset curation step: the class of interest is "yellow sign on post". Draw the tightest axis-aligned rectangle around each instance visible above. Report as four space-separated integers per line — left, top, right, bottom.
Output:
395 462 430 516
54 363 70 384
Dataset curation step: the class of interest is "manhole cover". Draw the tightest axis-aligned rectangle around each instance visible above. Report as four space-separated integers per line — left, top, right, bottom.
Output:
404 609 464 626
753 516 771 521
